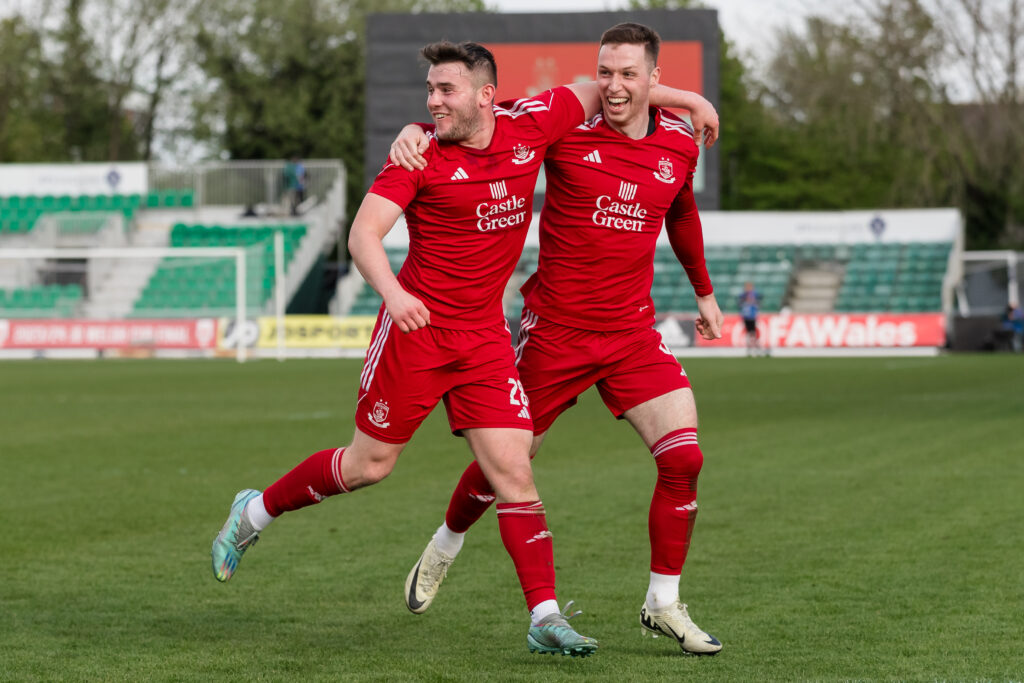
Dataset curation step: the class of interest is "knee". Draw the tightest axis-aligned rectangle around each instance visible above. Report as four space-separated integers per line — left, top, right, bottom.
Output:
654 446 702 501
489 461 536 501
656 445 704 480
342 443 400 489
358 458 395 486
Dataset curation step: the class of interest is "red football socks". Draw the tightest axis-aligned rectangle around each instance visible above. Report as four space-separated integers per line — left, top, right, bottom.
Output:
262 447 349 517
496 500 557 610
445 459 496 533
648 429 703 575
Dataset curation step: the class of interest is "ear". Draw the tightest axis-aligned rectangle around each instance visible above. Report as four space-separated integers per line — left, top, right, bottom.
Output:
649 65 661 88
478 82 496 107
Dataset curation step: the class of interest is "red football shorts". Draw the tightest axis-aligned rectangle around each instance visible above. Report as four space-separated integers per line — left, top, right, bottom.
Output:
355 311 533 444
515 309 691 434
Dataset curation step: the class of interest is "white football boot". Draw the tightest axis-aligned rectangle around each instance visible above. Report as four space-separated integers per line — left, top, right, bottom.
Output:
639 601 723 655
404 536 455 614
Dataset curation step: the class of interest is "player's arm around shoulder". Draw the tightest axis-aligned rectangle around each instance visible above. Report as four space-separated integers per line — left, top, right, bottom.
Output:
389 123 434 171
650 86 718 147
348 193 430 333
563 80 719 146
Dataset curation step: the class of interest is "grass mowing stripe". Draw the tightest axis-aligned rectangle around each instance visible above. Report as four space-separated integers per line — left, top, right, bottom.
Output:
1 356 1021 681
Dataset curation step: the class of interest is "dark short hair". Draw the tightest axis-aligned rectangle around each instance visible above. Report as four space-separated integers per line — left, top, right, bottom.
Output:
420 40 497 89
599 22 661 71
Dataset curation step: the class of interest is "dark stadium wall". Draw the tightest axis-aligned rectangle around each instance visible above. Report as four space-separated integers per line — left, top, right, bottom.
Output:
286 254 330 314
365 9 720 209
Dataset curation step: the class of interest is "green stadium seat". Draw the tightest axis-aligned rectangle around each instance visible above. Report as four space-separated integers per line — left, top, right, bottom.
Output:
652 271 677 286
133 222 308 316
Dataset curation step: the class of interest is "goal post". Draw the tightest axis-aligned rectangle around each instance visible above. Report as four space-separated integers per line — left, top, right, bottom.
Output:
0 246 276 363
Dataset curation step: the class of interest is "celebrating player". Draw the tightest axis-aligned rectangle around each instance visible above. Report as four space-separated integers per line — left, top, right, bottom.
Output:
211 39 718 658
391 23 725 655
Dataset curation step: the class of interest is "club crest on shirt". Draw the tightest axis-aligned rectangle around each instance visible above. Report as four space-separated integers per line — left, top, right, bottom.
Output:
368 400 390 428
511 143 535 165
653 157 676 184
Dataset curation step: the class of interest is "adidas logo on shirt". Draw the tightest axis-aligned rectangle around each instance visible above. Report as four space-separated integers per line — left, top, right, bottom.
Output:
450 167 469 180
583 150 603 163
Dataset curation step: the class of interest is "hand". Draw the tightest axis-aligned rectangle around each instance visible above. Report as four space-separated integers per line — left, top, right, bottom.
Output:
389 125 429 171
694 292 723 340
384 288 431 333
688 98 719 148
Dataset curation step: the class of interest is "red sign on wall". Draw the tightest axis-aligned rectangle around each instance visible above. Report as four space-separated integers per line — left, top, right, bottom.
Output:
0 319 219 349
486 41 704 108
695 313 946 348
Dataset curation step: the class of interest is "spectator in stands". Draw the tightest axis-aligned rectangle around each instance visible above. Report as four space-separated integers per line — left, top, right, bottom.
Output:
738 281 763 356
1002 304 1023 352
283 156 307 216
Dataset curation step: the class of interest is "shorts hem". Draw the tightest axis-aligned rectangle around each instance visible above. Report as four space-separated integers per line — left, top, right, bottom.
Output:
355 423 412 445
451 421 533 436
611 379 692 418
530 413 562 435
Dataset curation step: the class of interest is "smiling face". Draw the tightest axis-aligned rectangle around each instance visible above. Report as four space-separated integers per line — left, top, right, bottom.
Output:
426 62 491 144
596 42 660 138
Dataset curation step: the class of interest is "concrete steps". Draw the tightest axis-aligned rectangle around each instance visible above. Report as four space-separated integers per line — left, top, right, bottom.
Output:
80 228 167 319
787 266 843 313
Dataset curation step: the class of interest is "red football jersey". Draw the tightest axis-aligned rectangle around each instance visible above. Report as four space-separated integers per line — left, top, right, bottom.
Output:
369 87 583 330
522 107 712 331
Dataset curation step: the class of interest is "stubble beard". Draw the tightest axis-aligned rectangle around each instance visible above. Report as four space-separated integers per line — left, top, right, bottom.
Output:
436 106 482 143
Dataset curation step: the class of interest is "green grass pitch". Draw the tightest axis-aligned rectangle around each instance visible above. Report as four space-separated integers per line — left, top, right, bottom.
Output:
1 355 1022 681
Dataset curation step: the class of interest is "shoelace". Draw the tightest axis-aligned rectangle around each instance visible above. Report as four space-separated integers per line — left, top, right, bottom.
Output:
420 551 453 585
235 533 258 550
233 516 259 550
560 600 583 621
673 602 700 632
540 601 584 630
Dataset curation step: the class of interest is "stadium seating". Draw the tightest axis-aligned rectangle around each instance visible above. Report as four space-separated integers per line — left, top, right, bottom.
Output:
652 241 949 313
346 240 952 317
650 244 793 313
143 190 196 209
0 284 83 317
835 242 949 312
131 223 306 317
0 191 195 234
